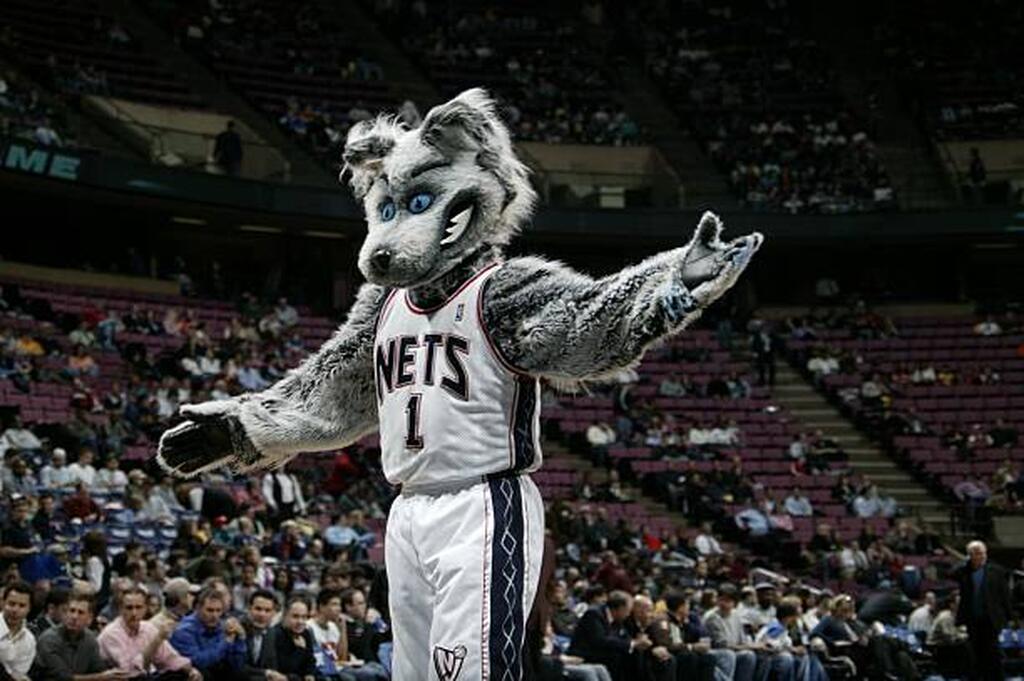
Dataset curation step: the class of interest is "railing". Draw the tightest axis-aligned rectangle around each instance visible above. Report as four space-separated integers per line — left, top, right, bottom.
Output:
84 96 292 183
518 144 684 209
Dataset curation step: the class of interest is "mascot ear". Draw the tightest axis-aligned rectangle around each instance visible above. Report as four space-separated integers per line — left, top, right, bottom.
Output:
419 87 509 156
342 117 402 200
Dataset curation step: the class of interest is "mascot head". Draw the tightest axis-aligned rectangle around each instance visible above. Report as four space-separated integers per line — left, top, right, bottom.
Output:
342 88 536 288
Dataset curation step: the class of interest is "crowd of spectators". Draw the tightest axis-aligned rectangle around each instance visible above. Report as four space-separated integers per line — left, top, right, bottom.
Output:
640 0 895 213
0 1 200 109
146 0 393 166
712 113 895 214
0 275 394 675
374 1 643 146
0 285 319 453
0 10 130 98
2 271 1021 681
785 302 1024 534
0 68 71 148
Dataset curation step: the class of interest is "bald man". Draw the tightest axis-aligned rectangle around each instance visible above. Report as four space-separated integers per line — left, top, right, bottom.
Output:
953 541 1010 680
623 596 677 681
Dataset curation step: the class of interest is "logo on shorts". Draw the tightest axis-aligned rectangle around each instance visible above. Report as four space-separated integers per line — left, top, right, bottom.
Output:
432 644 467 681
454 303 465 322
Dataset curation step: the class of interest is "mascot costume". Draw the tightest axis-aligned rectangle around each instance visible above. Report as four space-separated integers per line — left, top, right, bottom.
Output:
158 88 763 680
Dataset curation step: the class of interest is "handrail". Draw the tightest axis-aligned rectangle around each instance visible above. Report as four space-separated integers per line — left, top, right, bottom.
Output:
94 96 167 159
89 96 290 180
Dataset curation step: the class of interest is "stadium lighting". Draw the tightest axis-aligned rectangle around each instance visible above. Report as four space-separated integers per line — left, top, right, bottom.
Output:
238 224 283 234
171 216 207 225
301 230 345 239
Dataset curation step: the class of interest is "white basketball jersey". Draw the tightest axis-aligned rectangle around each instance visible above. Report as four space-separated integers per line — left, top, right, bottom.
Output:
373 262 542 488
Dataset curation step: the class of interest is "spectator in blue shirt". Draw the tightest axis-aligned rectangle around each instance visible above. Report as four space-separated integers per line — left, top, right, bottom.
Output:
784 489 814 517
170 587 246 681
323 513 374 561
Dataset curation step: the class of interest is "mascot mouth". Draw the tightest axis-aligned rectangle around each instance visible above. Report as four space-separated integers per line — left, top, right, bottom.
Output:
439 191 478 248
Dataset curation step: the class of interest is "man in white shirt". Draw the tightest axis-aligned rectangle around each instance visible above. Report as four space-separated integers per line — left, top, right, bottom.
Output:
973 316 1002 336
787 434 808 461
688 423 711 447
275 298 299 329
95 457 129 494
807 354 838 376
0 418 43 456
694 523 724 556
261 468 307 521
707 423 735 446
911 366 936 384
908 591 936 637
308 589 347 678
67 448 98 487
39 449 75 490
0 582 36 681
585 422 616 448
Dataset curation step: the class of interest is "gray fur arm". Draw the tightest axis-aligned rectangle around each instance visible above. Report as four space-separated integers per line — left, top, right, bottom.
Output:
157 284 386 475
483 212 762 382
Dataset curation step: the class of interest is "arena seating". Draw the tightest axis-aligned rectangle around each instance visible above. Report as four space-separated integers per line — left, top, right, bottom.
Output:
1 272 690 566
144 0 396 166
872 2 1023 140
546 327 905 555
642 1 895 213
787 314 1024 508
0 66 74 146
371 0 643 146
0 0 203 107
1 277 332 429
1 272 975 680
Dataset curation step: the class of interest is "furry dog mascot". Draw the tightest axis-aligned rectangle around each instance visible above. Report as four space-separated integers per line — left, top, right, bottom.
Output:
158 88 762 680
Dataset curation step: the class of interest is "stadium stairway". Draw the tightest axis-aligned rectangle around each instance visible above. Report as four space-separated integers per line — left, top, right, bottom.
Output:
612 62 736 211
98 0 335 187
771 363 953 531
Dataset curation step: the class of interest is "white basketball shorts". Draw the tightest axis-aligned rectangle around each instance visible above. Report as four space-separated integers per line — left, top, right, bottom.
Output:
385 474 544 681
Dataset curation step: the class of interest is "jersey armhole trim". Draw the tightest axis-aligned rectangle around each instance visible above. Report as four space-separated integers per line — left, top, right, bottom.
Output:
477 273 532 378
373 288 400 337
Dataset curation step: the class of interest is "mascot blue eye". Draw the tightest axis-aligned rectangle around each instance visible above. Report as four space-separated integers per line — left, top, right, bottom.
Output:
407 193 434 214
380 200 396 222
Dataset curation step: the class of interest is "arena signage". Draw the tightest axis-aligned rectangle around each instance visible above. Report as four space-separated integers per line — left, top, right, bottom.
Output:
1 141 82 181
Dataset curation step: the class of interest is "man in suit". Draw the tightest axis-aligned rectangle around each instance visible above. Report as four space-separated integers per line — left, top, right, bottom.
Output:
622 595 676 681
750 324 776 387
569 590 652 681
954 540 1010 680
240 589 285 681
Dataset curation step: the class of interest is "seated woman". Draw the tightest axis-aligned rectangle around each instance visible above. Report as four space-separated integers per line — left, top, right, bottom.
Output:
810 595 919 680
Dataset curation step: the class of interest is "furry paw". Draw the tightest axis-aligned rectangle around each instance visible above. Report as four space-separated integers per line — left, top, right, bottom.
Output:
681 212 731 287
157 401 257 477
691 230 764 307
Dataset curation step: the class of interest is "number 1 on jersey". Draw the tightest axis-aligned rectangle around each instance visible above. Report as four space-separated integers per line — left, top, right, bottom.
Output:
405 392 424 450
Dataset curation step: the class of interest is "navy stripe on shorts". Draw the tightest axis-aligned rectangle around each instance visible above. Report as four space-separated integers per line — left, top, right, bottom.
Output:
488 476 525 681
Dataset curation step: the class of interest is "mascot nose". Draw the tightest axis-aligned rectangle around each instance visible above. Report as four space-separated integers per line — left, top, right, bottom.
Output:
371 248 392 274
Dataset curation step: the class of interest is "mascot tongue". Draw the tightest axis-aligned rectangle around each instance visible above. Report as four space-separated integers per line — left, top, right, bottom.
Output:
440 204 474 246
